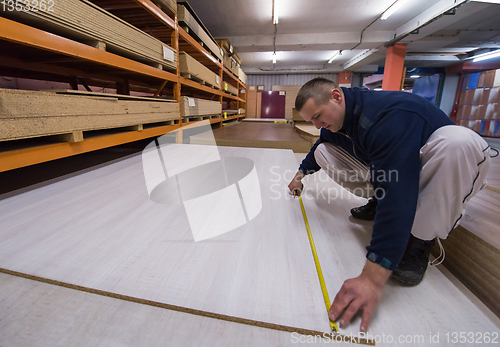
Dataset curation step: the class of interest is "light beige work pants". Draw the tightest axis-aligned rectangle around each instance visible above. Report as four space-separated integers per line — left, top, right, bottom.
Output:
314 125 491 240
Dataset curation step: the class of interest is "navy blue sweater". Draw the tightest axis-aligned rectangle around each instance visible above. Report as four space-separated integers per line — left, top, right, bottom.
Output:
298 87 454 270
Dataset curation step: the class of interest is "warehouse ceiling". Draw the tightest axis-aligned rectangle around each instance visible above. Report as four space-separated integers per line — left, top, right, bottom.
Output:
185 0 500 74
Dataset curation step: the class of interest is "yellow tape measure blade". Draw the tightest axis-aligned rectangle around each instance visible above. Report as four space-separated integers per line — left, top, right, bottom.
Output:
299 196 339 332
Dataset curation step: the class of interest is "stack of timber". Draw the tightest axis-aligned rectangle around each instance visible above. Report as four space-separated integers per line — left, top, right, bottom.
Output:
223 54 240 78
179 52 221 89
238 67 247 85
0 89 179 142
181 96 221 121
247 86 264 118
1 0 177 70
217 38 240 78
177 2 223 61
434 186 500 318
223 82 238 96
272 85 302 121
153 0 177 15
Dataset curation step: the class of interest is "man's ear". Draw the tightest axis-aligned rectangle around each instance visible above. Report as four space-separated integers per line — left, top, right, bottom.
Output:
330 88 342 103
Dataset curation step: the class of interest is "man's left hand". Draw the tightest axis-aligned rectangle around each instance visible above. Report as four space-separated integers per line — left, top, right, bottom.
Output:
329 260 391 332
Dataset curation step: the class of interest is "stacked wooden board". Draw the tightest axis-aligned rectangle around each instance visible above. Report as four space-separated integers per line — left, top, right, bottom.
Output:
292 108 308 122
272 85 302 121
181 96 221 119
1 0 177 70
223 82 239 96
435 186 500 318
154 0 177 15
247 86 265 118
238 67 248 85
180 52 221 89
177 2 223 61
0 89 179 142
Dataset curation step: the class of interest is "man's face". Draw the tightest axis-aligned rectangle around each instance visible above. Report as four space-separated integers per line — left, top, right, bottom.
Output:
299 89 345 132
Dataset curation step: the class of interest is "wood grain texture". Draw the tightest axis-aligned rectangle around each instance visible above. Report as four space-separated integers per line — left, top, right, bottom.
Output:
0 89 179 141
4 0 177 69
0 147 331 334
486 155 500 191
190 122 313 152
0 272 329 347
435 226 500 318
177 4 222 61
0 147 498 346
179 52 220 89
460 188 500 250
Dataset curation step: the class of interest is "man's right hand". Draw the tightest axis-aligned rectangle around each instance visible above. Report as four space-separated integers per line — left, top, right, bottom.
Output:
288 171 305 197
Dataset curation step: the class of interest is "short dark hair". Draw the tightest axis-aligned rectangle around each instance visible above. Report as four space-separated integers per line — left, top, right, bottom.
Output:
295 77 339 111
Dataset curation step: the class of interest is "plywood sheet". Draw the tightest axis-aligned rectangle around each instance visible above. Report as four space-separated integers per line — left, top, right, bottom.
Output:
0 146 498 345
0 272 310 347
4 0 177 69
181 97 221 118
295 124 320 137
177 3 223 61
0 147 332 333
179 52 220 89
0 89 179 141
223 82 238 96
461 188 500 249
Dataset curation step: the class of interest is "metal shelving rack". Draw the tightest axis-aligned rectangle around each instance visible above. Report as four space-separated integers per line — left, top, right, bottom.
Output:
0 1 247 172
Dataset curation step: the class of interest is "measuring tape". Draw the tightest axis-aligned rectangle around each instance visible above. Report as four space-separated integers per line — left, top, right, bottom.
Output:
299 195 339 332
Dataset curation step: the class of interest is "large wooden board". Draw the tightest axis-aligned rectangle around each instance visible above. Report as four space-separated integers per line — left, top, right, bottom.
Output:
2 0 177 69
177 3 223 61
0 146 498 345
181 96 221 118
179 52 221 89
0 89 179 141
0 147 331 334
0 272 307 347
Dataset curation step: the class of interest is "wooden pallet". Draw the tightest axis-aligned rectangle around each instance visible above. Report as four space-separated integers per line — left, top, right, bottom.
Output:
183 114 219 122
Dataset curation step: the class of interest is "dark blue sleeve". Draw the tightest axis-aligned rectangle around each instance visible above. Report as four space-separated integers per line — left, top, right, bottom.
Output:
363 111 430 271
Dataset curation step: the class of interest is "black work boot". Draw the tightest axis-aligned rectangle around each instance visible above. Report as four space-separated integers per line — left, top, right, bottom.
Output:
391 234 436 286
350 197 377 221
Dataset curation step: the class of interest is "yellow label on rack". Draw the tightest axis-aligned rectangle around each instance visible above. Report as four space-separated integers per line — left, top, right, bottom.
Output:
274 121 287 123
224 83 228 91
224 112 227 119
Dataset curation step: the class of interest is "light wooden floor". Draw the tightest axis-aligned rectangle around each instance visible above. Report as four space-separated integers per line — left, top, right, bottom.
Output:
0 146 498 346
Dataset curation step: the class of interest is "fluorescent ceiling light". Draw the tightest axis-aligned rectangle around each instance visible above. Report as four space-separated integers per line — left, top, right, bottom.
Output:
272 53 277 64
273 0 279 24
471 0 500 3
328 51 342 64
381 0 411 21
472 50 500 62
410 75 420 78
